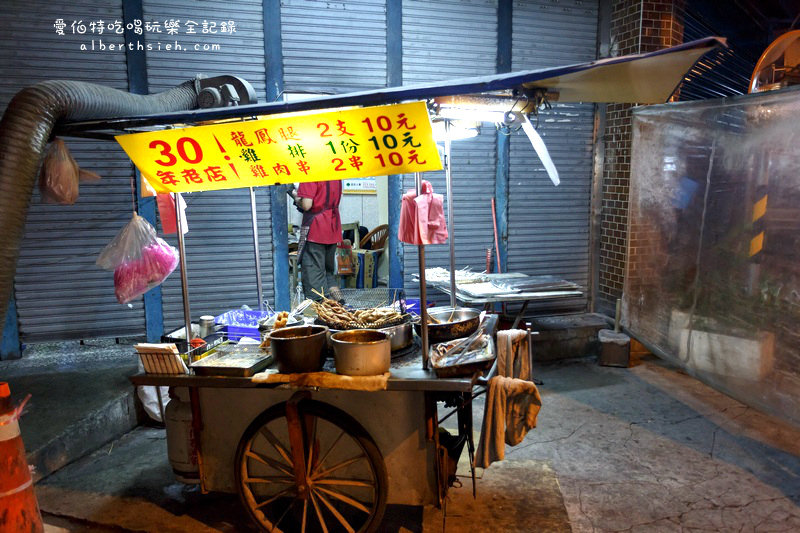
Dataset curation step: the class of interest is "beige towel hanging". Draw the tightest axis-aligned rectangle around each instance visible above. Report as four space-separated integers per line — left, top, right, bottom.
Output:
475 329 541 468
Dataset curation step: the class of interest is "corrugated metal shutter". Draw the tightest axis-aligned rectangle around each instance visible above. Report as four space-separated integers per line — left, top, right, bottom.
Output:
508 0 598 312
402 0 498 302
142 0 274 331
160 190 274 331
0 1 148 341
281 0 387 93
142 0 268 97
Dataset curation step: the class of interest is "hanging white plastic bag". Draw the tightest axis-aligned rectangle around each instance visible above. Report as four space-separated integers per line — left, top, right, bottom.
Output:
96 214 180 304
137 385 169 422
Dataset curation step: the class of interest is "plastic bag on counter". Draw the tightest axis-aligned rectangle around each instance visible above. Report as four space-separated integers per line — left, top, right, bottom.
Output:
40 138 80 204
97 214 180 304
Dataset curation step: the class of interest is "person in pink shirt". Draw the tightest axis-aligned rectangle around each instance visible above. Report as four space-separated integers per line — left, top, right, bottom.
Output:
291 180 343 301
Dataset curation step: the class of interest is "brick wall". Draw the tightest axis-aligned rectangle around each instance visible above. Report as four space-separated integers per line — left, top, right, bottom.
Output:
597 0 685 314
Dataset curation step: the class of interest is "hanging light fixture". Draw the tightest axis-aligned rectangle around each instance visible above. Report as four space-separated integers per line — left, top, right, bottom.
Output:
431 118 480 141
433 97 561 186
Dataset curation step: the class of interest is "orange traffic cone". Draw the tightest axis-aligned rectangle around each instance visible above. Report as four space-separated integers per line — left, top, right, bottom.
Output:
0 382 43 532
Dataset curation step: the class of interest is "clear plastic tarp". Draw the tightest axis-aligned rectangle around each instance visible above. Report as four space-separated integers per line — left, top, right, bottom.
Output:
625 87 800 425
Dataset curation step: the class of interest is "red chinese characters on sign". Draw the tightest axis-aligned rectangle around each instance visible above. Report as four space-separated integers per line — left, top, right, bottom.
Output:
279 127 300 141
230 110 435 177
348 155 363 170
231 131 252 147
121 101 440 194
273 163 291 176
296 160 311 175
157 170 177 185
205 166 227 182
347 112 424 172
157 165 233 185
251 164 268 178
336 120 354 136
182 169 203 184
396 113 417 130
254 128 275 144
408 149 426 165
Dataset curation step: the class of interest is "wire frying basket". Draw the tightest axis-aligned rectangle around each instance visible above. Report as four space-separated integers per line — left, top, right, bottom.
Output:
336 288 404 310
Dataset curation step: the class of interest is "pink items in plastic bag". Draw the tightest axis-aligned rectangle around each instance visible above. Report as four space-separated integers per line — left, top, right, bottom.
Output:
96 214 180 304
113 240 180 304
398 180 448 245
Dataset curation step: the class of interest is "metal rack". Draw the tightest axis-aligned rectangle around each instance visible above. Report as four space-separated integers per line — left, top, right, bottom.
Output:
336 288 403 309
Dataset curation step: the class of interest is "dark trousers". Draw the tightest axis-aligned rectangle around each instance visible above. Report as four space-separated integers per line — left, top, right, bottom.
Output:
301 241 337 300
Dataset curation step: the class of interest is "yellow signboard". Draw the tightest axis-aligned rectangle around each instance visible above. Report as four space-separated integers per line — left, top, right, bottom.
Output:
115 101 442 195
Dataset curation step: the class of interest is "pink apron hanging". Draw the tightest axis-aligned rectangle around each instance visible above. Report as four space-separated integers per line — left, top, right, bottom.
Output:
398 180 448 245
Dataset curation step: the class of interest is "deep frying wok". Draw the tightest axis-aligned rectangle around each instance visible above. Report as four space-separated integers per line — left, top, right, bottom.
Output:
413 307 480 343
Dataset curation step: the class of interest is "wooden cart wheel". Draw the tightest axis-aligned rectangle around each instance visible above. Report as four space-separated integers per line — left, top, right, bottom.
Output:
235 398 388 532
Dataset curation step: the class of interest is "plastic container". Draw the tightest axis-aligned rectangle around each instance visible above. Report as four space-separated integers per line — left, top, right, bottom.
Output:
215 310 272 341
403 298 433 314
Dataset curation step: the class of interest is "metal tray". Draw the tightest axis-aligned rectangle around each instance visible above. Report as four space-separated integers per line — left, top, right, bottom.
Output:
191 343 272 377
429 334 495 378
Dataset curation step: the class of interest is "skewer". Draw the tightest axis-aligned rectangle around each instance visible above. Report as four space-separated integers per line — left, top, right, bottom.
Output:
311 287 326 300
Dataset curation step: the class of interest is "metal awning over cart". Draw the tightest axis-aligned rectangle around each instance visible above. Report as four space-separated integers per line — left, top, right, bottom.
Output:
57 37 724 138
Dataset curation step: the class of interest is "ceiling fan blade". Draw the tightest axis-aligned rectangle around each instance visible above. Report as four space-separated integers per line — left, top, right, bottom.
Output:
521 116 560 186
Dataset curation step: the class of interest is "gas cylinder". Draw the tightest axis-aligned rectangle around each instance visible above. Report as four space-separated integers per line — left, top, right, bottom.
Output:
0 382 43 532
164 387 199 484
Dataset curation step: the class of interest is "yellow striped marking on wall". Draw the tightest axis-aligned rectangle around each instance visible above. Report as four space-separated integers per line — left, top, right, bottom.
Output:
752 195 768 222
750 232 764 257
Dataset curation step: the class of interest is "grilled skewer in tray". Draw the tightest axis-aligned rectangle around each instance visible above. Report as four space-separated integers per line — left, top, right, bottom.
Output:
312 298 408 330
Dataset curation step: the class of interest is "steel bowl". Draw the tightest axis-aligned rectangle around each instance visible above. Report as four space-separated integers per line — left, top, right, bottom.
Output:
269 325 328 373
413 307 480 343
331 329 391 376
380 320 413 351
324 318 412 352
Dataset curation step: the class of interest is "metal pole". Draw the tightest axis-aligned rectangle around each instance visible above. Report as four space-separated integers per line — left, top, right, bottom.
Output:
249 187 264 311
174 193 192 345
416 172 430 370
444 119 457 310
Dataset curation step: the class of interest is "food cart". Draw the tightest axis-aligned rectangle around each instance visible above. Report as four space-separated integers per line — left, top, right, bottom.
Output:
29 37 723 532
131 345 483 531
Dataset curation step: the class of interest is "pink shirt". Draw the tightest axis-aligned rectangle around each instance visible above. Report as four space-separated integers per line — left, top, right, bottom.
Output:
297 180 342 244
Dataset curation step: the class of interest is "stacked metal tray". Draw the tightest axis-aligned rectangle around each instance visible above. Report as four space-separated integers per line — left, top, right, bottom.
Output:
190 342 272 377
